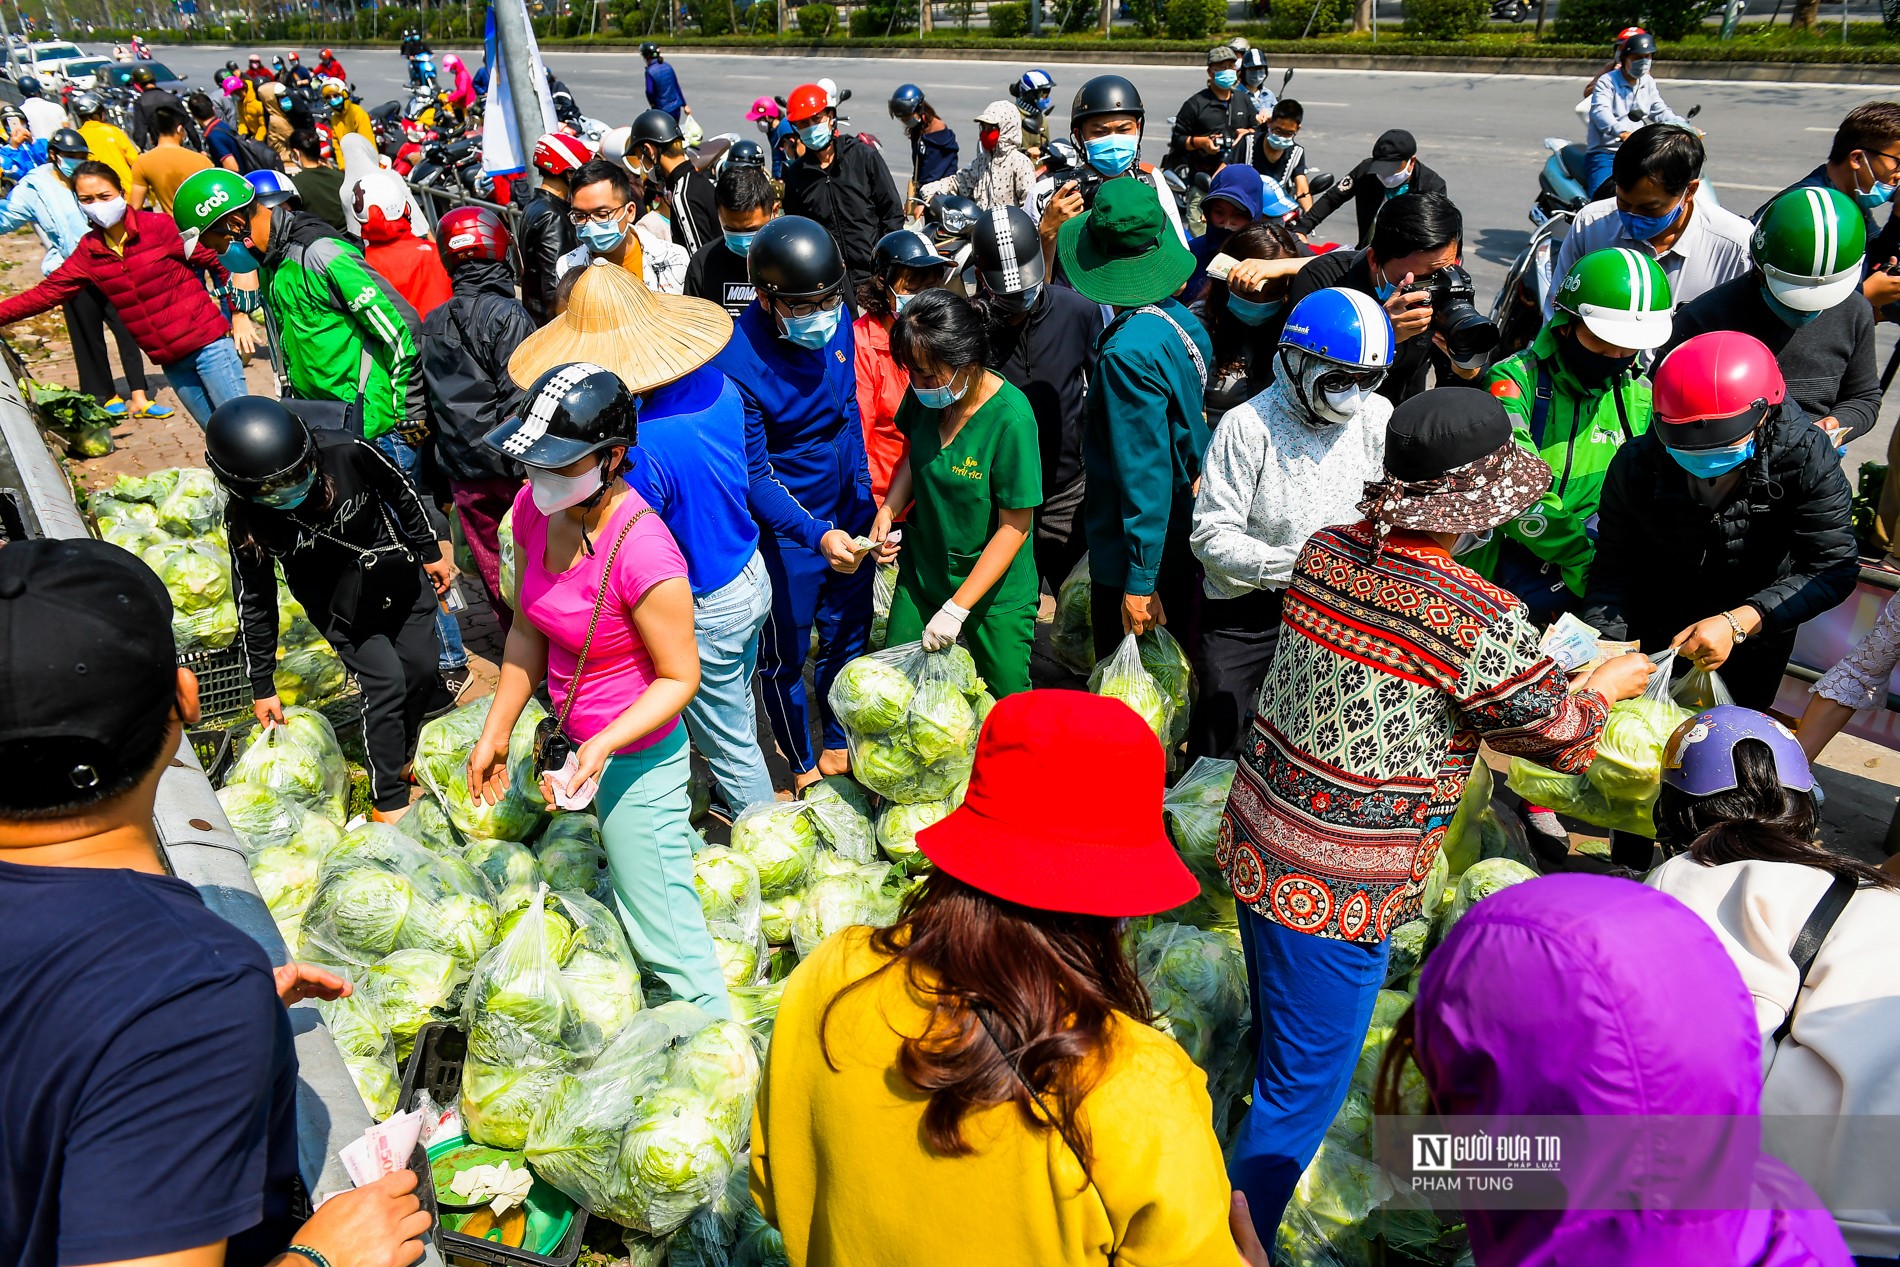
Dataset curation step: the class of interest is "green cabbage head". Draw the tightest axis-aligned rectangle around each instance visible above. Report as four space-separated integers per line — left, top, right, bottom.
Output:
831 655 915 734
729 803 817 899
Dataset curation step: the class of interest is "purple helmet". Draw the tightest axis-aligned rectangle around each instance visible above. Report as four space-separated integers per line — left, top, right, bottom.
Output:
1662 704 1814 797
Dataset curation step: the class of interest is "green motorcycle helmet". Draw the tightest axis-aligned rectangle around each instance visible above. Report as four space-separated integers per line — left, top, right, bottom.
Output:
1753 185 1867 313
1552 246 1674 351
172 167 256 239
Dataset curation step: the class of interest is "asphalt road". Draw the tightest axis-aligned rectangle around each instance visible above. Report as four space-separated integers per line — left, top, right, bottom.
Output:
106 45 1900 457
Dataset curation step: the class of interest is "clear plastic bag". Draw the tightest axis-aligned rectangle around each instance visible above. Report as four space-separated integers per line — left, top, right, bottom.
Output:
524 1001 761 1236
1164 757 1236 888
1507 756 1659 836
1274 1141 1391 1267
140 538 230 616
1131 921 1249 1089
551 889 645 1044
498 506 519 610
875 794 957 875
829 641 986 804
729 979 787 1047
790 860 900 959
1089 633 1177 744
727 802 819 900
298 828 501 972
226 724 348 822
694 846 764 949
236 707 349 822
1050 556 1096 676
154 467 227 537
274 642 349 707
319 986 403 1120
1585 649 1693 802
799 775 878 863
1439 761 1491 877
868 560 898 651
465 838 545 914
363 947 469 1062
219 782 343 856
413 695 549 841
1435 857 1537 939
1672 664 1736 712
536 812 613 904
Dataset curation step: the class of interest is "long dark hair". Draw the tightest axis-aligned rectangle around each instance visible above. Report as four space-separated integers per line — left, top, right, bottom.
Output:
1207 218 1301 372
1653 738 1897 889
891 288 989 376
820 869 1151 1167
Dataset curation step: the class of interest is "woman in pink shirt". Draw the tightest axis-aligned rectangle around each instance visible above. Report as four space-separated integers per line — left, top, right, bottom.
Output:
854 229 954 504
467 362 728 1015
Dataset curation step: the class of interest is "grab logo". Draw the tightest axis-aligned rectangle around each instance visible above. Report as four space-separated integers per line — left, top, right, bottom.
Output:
193 185 232 219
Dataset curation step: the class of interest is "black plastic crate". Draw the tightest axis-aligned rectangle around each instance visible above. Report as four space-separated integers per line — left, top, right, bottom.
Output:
179 645 254 722
400 1023 588 1267
186 727 235 783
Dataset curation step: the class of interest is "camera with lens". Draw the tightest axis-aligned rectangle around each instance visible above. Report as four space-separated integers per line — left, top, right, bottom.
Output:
1402 264 1499 364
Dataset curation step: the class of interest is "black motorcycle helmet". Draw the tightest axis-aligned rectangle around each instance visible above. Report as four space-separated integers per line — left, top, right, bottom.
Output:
970 205 1045 302
871 229 954 285
630 107 682 148
483 362 638 472
724 138 766 170
132 66 157 88
1239 48 1269 86
16 74 40 99
224 59 241 75
49 127 90 160
204 397 316 501
1041 137 1082 174
640 42 660 59
748 216 846 304
1623 31 1657 56
1070 74 1144 131
924 193 982 247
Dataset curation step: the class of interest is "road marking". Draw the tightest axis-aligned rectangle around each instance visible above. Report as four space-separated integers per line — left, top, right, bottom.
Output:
1709 179 1790 191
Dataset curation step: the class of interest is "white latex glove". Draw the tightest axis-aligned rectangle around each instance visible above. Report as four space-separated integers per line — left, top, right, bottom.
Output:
922 599 970 652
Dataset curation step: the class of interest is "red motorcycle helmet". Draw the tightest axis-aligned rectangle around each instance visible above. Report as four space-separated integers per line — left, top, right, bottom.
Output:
1652 331 1786 451
787 83 830 125
533 131 593 177
437 206 512 268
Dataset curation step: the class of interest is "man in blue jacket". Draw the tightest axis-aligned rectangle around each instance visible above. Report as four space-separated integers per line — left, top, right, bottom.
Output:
642 43 687 121
1058 178 1213 659
710 216 876 788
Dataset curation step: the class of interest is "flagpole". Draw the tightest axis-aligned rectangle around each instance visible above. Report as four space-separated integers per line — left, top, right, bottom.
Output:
492 0 545 193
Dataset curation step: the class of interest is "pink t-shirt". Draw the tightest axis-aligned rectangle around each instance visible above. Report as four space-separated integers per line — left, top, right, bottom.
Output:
512 485 688 755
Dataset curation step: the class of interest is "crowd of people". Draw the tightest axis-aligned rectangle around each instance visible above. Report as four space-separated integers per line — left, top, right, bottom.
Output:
6 35 1900 1267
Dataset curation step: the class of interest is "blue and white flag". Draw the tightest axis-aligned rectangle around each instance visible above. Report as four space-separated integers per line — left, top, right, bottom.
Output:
481 2 558 178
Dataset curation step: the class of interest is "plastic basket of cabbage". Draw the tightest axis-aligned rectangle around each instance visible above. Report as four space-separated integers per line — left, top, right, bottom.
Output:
413 695 550 842
799 775 878 864
828 641 993 805
1089 630 1195 749
298 824 502 973
461 886 643 1149
524 1000 761 1237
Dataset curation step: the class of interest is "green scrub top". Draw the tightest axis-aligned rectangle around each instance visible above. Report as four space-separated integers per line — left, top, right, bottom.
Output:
895 374 1044 615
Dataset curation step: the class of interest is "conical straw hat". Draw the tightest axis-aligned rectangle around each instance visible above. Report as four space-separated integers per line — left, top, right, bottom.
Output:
508 258 734 394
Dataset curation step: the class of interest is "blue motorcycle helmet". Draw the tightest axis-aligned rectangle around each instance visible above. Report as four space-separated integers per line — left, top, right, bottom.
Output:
1278 287 1395 425
245 169 301 210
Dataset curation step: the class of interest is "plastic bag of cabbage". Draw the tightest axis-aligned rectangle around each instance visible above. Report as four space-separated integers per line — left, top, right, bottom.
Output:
538 812 613 904
298 824 501 973
1050 557 1096 676
729 802 820 903
154 468 227 537
497 506 519 609
875 795 956 876
413 694 550 841
138 538 238 652
1276 1141 1394 1267
799 775 878 864
1505 757 1659 836
1162 757 1237 929
237 707 349 813
524 1000 761 1236
1131 922 1248 1089
1435 857 1537 939
319 987 404 1120
694 846 766 989
1089 630 1194 749
462 886 644 1148
226 724 349 823
868 560 897 651
670 1164 787 1267
829 642 992 805
221 782 343 945
275 643 350 708
791 857 900 959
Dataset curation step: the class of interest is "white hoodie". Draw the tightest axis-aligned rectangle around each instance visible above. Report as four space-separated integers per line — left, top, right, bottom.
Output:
920 100 1039 218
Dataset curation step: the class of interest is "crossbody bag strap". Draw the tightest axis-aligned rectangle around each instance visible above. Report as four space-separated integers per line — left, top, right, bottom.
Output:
550 507 653 739
1135 303 1208 390
1529 360 1555 448
1772 871 1858 1045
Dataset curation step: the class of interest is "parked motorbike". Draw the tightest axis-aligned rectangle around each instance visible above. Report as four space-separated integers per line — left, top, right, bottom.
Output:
1491 0 1533 19
408 133 493 201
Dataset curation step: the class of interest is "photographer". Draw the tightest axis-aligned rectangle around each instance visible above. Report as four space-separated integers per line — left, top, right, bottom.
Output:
1167 47 1254 191
1286 191 1488 404
1037 75 1188 274
1298 128 1446 250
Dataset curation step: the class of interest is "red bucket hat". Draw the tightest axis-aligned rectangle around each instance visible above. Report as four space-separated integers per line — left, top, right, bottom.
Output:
917 690 1198 918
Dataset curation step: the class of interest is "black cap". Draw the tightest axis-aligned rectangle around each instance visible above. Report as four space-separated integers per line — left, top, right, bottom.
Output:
1366 128 1418 183
0 538 177 812
1384 386 1509 482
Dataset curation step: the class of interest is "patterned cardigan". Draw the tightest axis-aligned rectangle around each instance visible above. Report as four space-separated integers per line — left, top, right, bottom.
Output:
1219 521 1609 945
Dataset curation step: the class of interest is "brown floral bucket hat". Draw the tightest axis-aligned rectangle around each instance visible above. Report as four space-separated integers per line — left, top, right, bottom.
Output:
1357 385 1552 535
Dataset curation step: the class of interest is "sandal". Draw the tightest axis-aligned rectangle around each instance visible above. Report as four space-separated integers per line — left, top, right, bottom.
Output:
134 401 175 419
101 396 128 417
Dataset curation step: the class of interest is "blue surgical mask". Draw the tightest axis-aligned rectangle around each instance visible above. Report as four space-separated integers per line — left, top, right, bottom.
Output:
1212 69 1238 89
724 228 759 256
1618 200 1683 242
1667 436 1756 479
579 216 627 255
1627 57 1652 79
892 290 917 313
254 469 317 509
914 371 968 409
56 155 82 177
798 120 833 149
1372 268 1397 302
1226 294 1284 326
1761 283 1825 329
1084 134 1138 177
781 305 841 348
1856 177 1895 209
1265 132 1295 150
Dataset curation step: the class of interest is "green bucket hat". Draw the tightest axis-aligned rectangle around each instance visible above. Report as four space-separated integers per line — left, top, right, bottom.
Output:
1057 178 1195 307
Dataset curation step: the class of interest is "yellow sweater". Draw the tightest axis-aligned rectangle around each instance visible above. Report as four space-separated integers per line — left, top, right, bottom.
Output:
329 102 376 149
752 928 1244 1267
79 120 140 189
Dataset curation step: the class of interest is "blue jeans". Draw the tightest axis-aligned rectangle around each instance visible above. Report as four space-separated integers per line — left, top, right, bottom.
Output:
373 431 468 671
161 337 247 428
1584 147 1615 201
597 726 732 1017
1230 903 1390 1250
683 551 776 813
756 533 875 772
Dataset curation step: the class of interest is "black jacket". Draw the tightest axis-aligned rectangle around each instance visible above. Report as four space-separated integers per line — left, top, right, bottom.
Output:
1167 87 1253 175
1581 404 1858 708
1287 247 1453 405
229 429 439 694
987 283 1106 494
518 188 576 325
419 260 535 483
1663 273 1881 445
782 132 904 290
665 161 719 257
1298 158 1447 249
685 238 754 318
131 87 201 151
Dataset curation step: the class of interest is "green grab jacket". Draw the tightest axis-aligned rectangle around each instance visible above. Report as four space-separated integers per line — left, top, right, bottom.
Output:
1467 322 1654 599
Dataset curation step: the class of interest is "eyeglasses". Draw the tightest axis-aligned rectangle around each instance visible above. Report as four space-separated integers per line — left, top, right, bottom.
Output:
568 203 629 226
774 293 844 318
1268 128 1300 142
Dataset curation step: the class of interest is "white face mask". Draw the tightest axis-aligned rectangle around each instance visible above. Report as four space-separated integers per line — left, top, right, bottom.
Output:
1452 528 1493 555
528 462 604 514
83 196 127 229
1316 383 1373 423
1378 163 1412 190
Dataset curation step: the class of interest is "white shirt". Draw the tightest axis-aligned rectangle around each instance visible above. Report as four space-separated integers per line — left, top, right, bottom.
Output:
1546 194 1753 321
1648 854 1900 1257
556 222 690 296
20 96 67 141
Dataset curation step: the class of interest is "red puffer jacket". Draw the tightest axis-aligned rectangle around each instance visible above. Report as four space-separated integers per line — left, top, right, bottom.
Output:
0 208 230 366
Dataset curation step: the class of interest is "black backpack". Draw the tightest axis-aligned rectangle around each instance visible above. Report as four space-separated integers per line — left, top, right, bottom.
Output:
214 120 284 175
